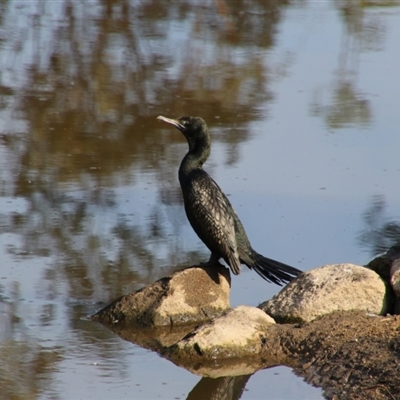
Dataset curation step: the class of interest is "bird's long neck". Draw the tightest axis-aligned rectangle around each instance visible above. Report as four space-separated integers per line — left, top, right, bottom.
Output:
179 137 211 182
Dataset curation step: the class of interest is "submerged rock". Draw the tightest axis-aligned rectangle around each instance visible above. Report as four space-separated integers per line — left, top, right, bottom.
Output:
166 305 276 361
259 263 391 323
91 265 231 327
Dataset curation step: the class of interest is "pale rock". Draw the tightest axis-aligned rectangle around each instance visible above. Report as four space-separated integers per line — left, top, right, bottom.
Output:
167 305 276 361
92 265 230 327
259 263 390 323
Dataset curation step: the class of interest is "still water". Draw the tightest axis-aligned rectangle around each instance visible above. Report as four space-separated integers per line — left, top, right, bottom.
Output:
1 1 399 399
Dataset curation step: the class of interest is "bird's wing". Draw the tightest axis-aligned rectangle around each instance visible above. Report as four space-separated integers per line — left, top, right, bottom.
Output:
184 174 241 275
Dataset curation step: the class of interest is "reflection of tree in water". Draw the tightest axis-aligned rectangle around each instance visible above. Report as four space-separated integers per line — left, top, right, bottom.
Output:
0 283 63 400
0 0 287 301
0 2 289 397
312 80 371 129
310 1 391 129
0 340 62 400
358 195 400 256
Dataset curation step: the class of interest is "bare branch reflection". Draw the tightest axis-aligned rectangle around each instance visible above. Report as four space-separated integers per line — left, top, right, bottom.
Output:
358 195 400 257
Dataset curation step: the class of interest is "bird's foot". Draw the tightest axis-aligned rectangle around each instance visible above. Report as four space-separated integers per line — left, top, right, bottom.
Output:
200 260 224 267
188 254 223 268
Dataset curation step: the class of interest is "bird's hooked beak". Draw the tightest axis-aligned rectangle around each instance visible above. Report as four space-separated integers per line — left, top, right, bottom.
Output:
157 115 184 131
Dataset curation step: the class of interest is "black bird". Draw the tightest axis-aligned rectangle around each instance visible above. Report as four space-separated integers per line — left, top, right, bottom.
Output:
157 115 302 285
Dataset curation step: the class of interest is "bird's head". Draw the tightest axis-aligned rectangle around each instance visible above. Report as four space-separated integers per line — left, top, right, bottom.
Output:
158 115 208 138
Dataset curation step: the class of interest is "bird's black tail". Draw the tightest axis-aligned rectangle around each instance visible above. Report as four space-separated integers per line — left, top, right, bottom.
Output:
251 251 302 286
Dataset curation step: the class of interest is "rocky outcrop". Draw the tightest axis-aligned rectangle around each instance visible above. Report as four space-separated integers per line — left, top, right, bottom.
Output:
92 242 400 400
91 265 231 327
90 246 400 400
259 263 390 323
167 306 275 362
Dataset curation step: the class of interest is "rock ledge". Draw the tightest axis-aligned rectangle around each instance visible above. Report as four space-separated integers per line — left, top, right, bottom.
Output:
92 265 231 326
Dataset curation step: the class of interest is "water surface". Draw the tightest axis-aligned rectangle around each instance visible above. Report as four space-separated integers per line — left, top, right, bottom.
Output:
1 1 399 399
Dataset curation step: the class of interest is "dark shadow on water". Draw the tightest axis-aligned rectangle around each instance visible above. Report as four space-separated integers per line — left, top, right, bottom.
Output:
187 375 251 400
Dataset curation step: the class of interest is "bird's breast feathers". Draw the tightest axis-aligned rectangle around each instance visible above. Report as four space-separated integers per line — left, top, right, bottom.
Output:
183 173 240 265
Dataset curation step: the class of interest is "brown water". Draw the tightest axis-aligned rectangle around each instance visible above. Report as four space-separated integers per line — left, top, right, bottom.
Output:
1 1 399 399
